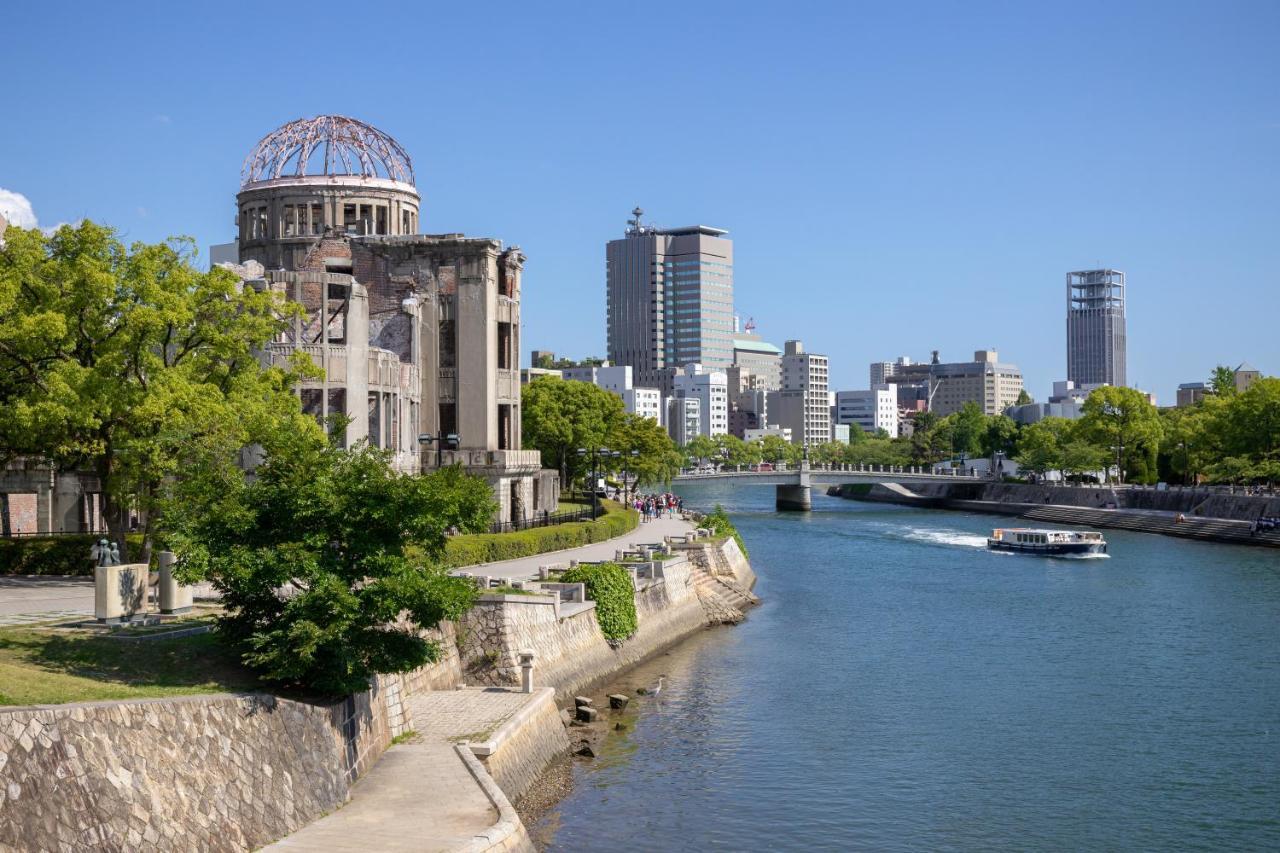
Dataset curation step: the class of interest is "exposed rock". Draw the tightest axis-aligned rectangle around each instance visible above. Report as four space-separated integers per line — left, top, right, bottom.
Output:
575 706 598 723
573 696 594 708
608 694 629 710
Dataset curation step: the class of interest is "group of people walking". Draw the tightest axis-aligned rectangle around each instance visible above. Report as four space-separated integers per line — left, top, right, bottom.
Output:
635 493 682 522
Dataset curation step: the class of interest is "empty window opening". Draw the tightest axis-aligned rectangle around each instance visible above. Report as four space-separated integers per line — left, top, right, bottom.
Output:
497 321 512 370
326 283 349 344
368 393 382 448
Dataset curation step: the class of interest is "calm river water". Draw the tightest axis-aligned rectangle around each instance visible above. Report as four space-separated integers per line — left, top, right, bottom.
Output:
534 484 1280 851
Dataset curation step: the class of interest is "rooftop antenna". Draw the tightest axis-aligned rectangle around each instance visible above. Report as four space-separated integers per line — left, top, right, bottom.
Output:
630 206 644 233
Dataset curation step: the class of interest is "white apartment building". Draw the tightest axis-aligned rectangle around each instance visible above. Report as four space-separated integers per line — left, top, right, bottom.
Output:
769 340 830 447
836 385 899 436
667 395 702 446
622 387 663 424
672 363 728 438
744 425 792 443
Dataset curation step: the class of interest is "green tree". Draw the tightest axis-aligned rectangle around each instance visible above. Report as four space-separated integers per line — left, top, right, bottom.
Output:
521 377 625 487
1159 405 1211 484
1214 377 1280 463
982 414 1020 458
948 402 987 457
757 434 795 464
1078 386 1163 483
0 222 309 558
1209 364 1238 397
609 412 682 488
1015 389 1033 406
164 433 495 696
1014 419 1063 479
714 433 759 467
684 434 718 466
1060 439 1110 482
810 441 848 465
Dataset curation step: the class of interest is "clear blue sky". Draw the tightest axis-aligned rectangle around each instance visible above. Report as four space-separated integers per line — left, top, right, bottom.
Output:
4 1 1277 403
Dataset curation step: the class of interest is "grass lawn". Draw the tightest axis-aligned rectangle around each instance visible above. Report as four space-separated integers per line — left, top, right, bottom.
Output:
0 625 261 707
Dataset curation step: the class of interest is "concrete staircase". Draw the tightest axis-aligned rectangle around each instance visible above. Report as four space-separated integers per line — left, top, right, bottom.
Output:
1021 505 1280 548
690 566 758 624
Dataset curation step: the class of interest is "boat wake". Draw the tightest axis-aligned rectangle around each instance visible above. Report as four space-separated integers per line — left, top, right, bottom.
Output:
901 528 989 549
1054 552 1111 560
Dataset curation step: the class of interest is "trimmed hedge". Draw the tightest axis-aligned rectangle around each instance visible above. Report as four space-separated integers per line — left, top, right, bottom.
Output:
442 500 639 568
0 535 145 576
560 562 638 642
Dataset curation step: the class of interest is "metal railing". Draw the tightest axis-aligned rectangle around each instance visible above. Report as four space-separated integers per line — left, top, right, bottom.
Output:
483 505 601 534
1 528 111 539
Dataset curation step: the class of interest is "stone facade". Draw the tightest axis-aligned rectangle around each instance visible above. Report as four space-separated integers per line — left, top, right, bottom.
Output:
0 672 410 853
224 116 556 522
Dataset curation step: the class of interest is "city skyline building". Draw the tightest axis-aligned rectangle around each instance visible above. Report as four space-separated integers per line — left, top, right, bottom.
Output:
672 363 729 439
1067 269 1127 388
606 208 734 388
769 340 830 447
835 385 899 436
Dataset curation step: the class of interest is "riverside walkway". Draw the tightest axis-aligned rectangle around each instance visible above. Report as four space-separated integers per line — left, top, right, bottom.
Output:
465 513 694 582
265 688 537 852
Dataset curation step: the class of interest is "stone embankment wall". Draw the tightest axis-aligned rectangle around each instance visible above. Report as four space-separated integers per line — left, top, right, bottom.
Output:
0 672 411 853
848 481 1280 521
457 537 756 701
475 689 569 805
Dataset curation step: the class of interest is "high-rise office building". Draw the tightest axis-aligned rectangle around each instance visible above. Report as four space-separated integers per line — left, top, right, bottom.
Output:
606 208 734 388
1067 269 1126 387
835 385 899 436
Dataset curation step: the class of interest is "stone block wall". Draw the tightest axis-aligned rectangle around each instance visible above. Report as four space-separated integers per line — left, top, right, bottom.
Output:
479 691 570 806
457 543 755 700
0 673 412 853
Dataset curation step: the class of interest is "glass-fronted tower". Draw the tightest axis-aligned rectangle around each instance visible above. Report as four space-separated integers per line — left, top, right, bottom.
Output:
1067 269 1126 387
606 208 734 388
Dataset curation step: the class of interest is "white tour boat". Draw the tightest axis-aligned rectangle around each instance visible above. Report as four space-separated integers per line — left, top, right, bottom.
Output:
987 528 1107 556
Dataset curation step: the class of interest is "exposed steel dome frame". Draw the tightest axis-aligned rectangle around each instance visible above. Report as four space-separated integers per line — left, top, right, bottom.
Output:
241 115 415 187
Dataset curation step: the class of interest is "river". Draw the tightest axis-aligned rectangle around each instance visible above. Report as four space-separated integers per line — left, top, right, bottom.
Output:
533 484 1280 851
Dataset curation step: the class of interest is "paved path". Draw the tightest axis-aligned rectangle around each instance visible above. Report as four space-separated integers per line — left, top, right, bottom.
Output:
264 687 536 852
0 576 93 625
465 513 695 581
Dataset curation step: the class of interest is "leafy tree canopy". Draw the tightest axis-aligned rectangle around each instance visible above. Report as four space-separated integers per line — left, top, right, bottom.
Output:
0 222 310 554
164 430 495 696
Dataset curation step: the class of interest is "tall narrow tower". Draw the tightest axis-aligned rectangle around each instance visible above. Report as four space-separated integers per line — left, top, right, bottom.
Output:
1066 269 1126 387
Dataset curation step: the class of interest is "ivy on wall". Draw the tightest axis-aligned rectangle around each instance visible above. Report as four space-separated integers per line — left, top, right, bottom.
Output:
703 504 748 557
560 562 638 642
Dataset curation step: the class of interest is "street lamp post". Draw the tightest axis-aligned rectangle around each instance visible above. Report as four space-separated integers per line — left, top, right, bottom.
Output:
577 446 611 519
418 432 461 469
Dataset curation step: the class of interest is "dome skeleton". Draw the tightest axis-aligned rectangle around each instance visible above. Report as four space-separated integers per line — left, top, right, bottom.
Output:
240 115 415 187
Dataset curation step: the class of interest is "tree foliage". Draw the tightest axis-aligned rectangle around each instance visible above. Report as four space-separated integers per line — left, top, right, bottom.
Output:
1078 385 1163 483
522 377 625 486
0 222 309 555
163 431 496 696
560 562 638 642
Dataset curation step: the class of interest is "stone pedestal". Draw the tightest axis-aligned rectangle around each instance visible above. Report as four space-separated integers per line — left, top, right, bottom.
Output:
776 484 811 511
158 551 193 614
94 563 148 622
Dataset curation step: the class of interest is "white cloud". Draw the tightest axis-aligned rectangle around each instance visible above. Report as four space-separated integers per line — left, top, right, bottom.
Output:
0 188 38 229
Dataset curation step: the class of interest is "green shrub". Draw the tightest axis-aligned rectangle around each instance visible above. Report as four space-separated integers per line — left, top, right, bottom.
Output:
440 501 639 567
560 562 638 642
703 504 748 557
0 535 145 576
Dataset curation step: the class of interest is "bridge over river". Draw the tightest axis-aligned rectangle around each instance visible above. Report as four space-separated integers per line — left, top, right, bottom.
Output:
673 461 986 510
